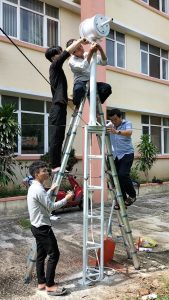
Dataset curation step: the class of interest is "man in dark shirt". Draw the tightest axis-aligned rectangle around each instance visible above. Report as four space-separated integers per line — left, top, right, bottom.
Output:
45 38 87 173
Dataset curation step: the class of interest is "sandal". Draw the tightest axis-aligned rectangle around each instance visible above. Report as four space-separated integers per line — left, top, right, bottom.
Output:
114 202 120 210
125 197 136 207
114 200 128 210
47 287 67 296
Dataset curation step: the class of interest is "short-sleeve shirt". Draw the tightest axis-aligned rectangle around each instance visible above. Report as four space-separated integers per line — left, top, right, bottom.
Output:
49 50 70 105
109 119 134 160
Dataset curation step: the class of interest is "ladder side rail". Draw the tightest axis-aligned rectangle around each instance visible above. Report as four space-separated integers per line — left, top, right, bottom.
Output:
52 99 86 190
24 239 37 283
96 133 131 258
97 100 140 270
63 87 89 157
62 109 77 157
105 121 140 269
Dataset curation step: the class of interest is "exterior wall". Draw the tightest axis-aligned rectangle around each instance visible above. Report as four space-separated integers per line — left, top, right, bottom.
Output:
0 41 49 97
105 0 169 180
0 1 82 158
1 0 169 184
106 69 169 116
106 0 169 44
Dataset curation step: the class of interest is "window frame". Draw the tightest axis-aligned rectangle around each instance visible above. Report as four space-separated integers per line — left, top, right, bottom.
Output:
141 114 169 154
141 0 168 14
106 30 126 69
0 95 51 155
0 0 60 47
140 42 169 80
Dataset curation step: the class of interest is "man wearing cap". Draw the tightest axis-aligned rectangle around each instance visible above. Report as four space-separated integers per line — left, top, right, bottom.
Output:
45 39 87 173
107 108 136 209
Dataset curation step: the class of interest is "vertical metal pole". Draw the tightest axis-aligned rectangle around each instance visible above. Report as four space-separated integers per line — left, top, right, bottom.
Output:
100 129 105 280
83 125 89 284
89 52 97 125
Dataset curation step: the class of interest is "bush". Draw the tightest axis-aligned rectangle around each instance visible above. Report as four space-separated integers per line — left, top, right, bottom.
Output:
136 134 158 182
0 104 20 187
0 185 27 198
130 167 140 182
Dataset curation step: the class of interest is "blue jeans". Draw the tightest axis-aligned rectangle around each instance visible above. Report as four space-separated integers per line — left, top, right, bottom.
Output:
115 153 136 200
73 81 112 106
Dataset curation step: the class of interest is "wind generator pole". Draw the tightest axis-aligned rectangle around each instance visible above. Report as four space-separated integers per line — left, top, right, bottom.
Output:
79 14 111 284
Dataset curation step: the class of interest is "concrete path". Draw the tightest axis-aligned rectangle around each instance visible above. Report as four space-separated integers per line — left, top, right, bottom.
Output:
0 191 169 299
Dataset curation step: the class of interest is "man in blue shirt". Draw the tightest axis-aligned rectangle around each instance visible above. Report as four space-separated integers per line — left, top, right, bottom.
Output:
107 108 136 209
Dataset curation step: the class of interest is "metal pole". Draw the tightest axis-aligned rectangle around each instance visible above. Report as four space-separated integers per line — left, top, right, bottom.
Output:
83 125 89 285
89 52 97 125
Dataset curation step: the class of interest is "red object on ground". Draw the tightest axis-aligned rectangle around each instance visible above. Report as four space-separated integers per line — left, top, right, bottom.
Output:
96 237 116 266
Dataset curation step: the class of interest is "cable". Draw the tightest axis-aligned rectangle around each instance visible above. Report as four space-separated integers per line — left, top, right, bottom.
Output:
0 27 88 125
0 27 51 86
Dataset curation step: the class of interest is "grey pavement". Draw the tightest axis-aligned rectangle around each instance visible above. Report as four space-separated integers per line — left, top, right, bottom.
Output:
0 191 169 299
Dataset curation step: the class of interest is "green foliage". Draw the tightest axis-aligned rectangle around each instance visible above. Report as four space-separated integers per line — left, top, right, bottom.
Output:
136 134 158 182
40 148 78 171
18 218 31 229
40 152 49 164
17 161 30 178
0 104 20 187
0 185 27 198
66 148 78 171
130 166 140 182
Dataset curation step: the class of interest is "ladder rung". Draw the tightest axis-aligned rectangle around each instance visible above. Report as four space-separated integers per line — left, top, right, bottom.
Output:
88 186 102 190
87 242 101 250
86 272 100 278
87 245 101 250
87 267 100 274
87 215 101 220
88 155 103 159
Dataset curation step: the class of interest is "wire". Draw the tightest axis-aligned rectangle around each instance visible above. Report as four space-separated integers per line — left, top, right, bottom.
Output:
0 27 88 125
0 27 51 86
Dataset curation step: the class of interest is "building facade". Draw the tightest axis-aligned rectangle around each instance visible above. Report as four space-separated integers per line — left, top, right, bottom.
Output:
0 0 169 180
0 0 81 164
105 0 169 179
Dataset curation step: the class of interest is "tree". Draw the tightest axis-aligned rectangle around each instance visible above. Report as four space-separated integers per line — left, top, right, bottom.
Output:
136 134 158 182
0 104 20 186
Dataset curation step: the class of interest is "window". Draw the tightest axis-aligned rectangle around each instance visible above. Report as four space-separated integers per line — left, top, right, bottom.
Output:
140 41 168 80
141 114 169 154
1 0 59 47
141 0 168 13
106 30 125 68
1 95 52 155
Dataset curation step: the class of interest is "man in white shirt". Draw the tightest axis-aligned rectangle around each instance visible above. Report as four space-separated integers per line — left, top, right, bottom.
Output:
66 39 112 108
27 160 73 296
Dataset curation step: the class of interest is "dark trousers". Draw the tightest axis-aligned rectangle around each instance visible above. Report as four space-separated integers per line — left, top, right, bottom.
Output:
49 103 67 168
73 81 112 106
115 153 136 200
31 225 60 287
